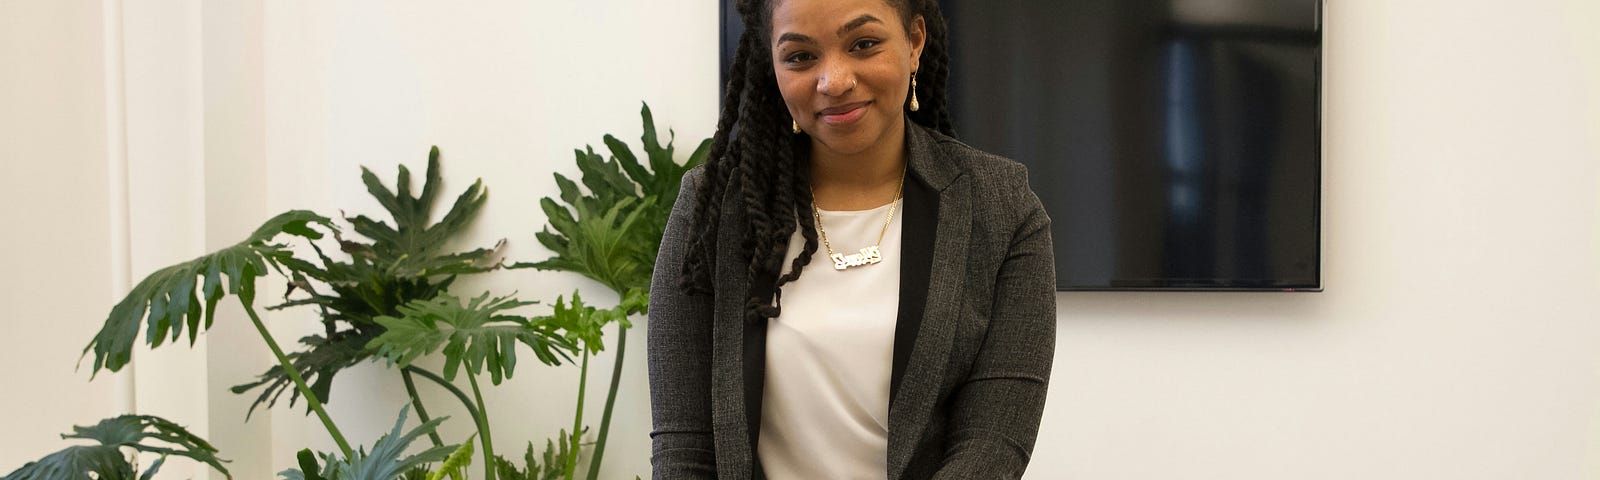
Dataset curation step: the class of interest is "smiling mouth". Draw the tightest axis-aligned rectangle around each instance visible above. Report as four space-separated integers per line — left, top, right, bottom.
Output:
818 101 871 125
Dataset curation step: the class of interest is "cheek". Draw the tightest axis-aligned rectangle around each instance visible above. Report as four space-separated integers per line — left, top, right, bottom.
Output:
865 64 910 97
859 54 913 93
774 72 812 111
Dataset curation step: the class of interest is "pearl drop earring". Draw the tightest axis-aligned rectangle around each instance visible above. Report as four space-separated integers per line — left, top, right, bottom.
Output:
909 72 920 112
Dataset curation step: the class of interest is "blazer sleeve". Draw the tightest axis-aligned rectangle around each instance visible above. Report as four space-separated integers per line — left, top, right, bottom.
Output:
934 177 1057 479
647 167 719 479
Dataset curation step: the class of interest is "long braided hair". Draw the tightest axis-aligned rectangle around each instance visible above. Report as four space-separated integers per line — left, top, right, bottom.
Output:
680 0 956 326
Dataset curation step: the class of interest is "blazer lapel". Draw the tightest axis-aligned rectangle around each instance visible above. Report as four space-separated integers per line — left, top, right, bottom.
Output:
887 124 968 480
890 157 936 403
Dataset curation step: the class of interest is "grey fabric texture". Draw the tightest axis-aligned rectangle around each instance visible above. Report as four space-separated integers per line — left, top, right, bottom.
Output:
648 123 1057 480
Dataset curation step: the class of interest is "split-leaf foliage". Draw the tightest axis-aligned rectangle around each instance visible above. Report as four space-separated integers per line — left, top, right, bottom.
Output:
2 415 231 480
369 292 574 385
280 407 456 480
230 147 503 416
26 102 705 480
514 102 705 480
521 102 708 294
81 210 334 376
492 429 582 480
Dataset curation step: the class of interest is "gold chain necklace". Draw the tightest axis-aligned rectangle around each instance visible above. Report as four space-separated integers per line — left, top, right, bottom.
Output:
812 166 905 270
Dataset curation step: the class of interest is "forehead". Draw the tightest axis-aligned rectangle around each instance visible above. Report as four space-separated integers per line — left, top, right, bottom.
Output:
770 0 903 35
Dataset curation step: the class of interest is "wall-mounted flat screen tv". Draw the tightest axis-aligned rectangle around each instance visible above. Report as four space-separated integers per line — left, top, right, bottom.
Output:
720 0 1323 291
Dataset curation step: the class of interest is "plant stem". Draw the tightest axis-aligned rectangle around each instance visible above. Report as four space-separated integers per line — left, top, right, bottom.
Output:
240 298 353 456
401 366 482 428
400 369 445 448
584 324 628 480
466 372 498 480
567 349 590 480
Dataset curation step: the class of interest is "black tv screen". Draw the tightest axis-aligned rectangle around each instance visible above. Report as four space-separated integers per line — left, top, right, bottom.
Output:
719 0 1323 291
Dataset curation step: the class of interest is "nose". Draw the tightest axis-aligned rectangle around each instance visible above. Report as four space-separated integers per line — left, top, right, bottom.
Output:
815 60 855 97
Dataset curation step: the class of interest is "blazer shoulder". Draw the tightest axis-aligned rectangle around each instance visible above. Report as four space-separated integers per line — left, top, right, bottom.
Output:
926 131 1040 210
674 164 710 209
681 163 707 192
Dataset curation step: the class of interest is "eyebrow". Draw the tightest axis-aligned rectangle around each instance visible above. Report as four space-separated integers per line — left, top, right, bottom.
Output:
776 32 815 45
775 14 885 46
838 14 883 36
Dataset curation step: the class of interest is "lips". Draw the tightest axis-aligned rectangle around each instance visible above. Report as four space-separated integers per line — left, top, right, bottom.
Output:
818 101 871 125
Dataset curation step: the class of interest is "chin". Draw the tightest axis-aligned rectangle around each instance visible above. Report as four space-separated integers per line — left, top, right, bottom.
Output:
813 134 876 156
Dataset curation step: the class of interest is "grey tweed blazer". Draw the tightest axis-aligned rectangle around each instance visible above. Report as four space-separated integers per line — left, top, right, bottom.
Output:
647 123 1056 480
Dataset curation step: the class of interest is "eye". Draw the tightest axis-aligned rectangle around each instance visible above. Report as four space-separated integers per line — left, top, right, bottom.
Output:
783 51 816 64
851 38 882 51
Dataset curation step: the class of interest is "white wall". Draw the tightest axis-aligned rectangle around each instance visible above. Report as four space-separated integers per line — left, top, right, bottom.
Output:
1030 1 1600 478
3 0 1598 479
0 0 123 469
122 1 213 478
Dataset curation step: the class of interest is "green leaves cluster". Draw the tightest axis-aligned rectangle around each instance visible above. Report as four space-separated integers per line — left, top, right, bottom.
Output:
231 148 502 414
522 103 708 294
540 289 647 356
64 146 525 477
43 103 707 480
492 430 581 480
343 147 496 279
281 407 457 480
369 292 574 385
81 211 333 376
515 102 701 480
2 415 231 480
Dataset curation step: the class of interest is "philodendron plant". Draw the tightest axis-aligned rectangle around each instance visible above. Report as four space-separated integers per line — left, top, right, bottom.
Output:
515 102 707 480
374 102 706 480
5 149 561 479
7 102 707 480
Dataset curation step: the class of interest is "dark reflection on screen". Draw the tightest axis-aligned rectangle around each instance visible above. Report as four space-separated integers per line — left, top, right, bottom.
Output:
941 0 1321 290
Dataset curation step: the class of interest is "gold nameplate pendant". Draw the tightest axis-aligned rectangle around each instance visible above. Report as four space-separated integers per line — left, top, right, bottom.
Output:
829 245 882 270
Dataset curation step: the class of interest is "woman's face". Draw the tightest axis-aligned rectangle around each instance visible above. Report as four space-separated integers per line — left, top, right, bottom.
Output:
770 0 925 158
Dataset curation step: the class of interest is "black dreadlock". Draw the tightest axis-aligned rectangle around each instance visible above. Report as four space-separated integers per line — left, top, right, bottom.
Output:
680 0 956 325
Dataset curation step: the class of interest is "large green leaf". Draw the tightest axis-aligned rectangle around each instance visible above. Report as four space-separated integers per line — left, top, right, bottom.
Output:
82 211 334 376
516 102 709 296
606 102 708 220
2 445 133 480
347 146 498 278
2 415 231 480
368 292 575 385
529 194 651 295
280 407 456 480
235 149 500 414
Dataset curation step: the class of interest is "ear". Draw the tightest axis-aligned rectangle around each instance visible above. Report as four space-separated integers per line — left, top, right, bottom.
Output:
909 15 927 71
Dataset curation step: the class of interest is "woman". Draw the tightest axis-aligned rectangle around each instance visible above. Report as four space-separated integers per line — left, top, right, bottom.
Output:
647 0 1056 478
